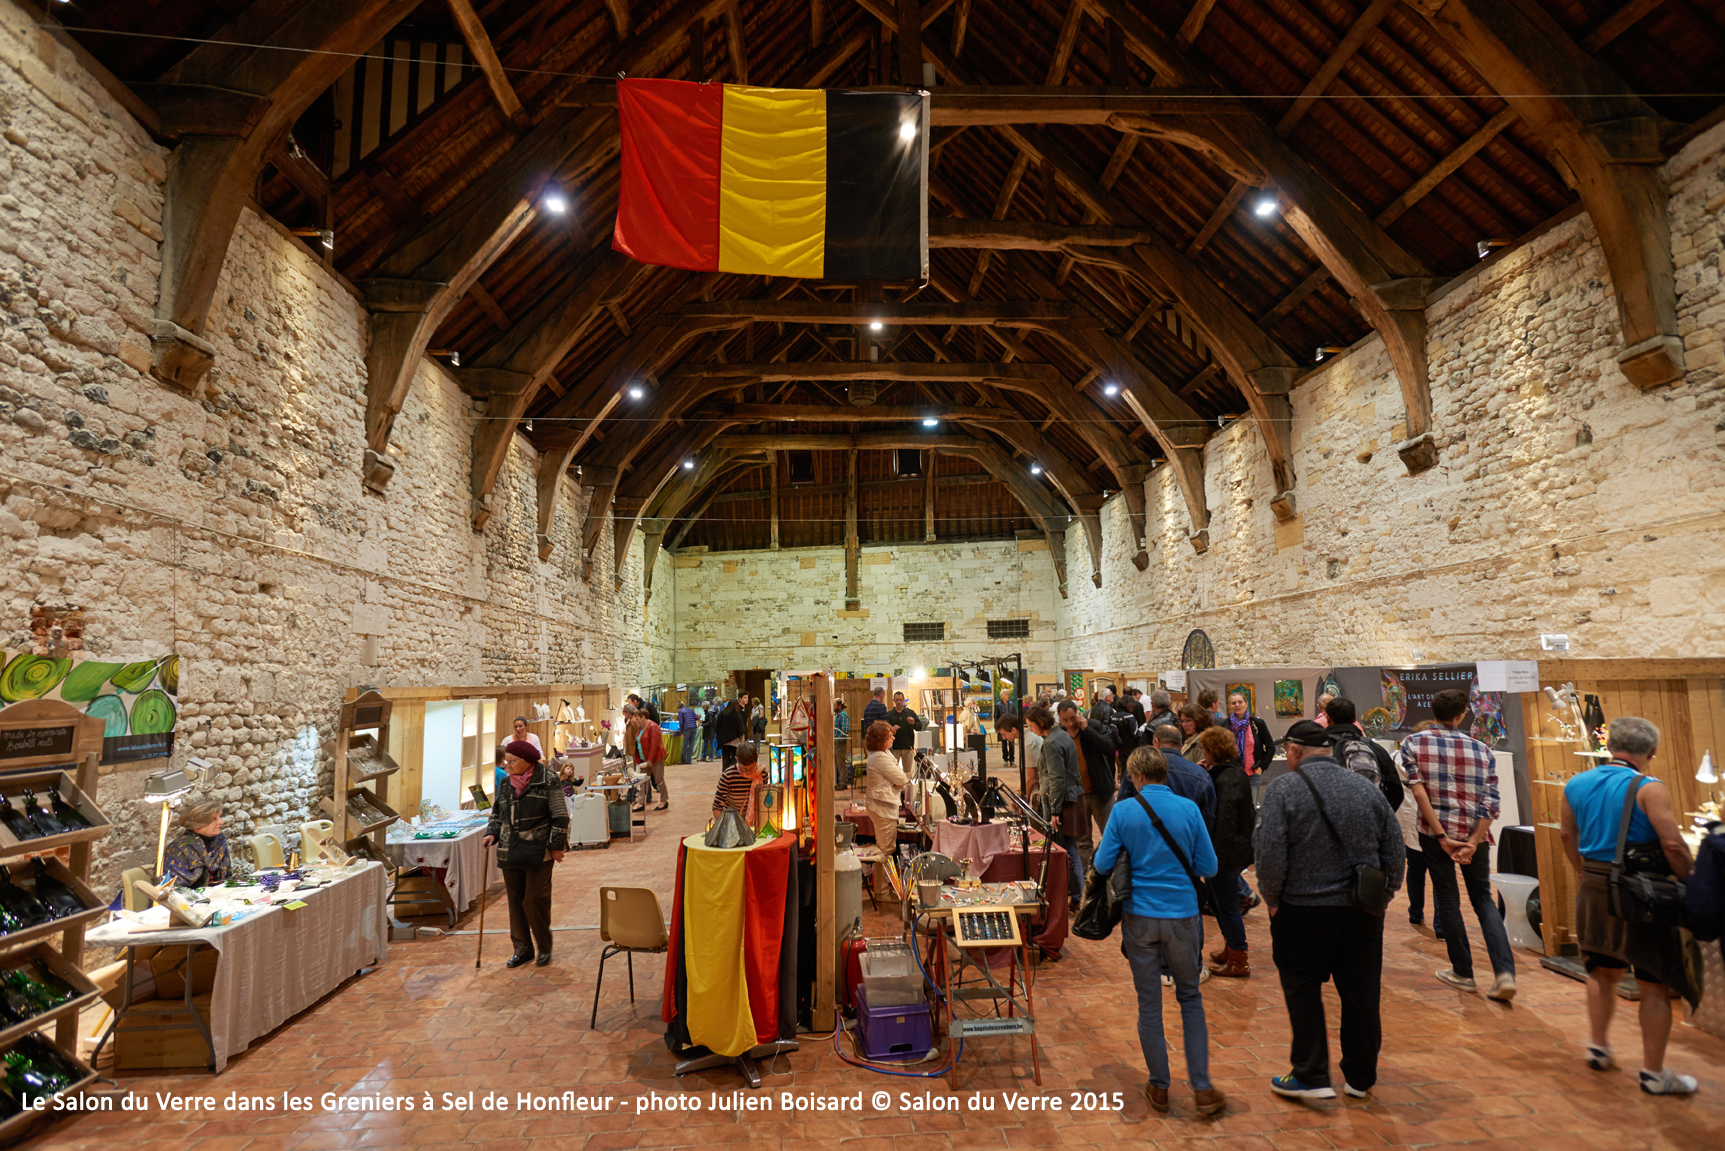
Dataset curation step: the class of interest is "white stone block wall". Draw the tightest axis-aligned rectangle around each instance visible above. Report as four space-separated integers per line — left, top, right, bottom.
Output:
0 1 668 892
666 539 1061 681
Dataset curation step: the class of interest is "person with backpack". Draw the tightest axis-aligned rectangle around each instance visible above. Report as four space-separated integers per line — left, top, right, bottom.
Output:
1324 698 1405 814
1093 746 1224 1117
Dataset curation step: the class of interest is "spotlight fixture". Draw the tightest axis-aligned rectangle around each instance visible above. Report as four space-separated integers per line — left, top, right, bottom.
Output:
922 417 939 427
1477 237 1511 259
1253 196 1278 218
869 320 884 332
543 193 568 214
899 120 917 143
523 419 534 433
682 458 695 470
628 386 644 399
427 347 461 368
290 227 335 250
1103 382 1119 396
1314 345 1347 363
1699 749 1718 786
1029 463 1042 475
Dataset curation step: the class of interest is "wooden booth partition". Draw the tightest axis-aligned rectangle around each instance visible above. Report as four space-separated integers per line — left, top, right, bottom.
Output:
1522 658 1725 958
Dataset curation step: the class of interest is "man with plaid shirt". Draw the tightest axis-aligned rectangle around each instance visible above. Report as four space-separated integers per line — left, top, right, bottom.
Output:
1403 687 1516 1000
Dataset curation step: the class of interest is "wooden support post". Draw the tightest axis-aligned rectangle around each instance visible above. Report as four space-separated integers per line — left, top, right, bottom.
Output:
896 0 923 85
769 450 780 550
845 448 860 609
813 672 837 1031
923 450 936 541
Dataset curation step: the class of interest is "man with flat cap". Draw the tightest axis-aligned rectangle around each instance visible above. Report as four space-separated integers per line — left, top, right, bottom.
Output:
1254 720 1404 1103
482 738 570 968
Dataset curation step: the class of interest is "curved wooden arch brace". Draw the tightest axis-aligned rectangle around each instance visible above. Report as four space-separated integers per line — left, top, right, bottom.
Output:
609 420 744 583
1415 0 1683 390
144 0 423 389
960 416 1107 588
359 107 620 491
639 448 750 600
461 249 638 526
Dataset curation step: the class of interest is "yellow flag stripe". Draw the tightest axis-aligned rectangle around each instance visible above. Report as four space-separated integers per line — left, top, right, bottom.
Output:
718 86 827 278
681 843 758 1057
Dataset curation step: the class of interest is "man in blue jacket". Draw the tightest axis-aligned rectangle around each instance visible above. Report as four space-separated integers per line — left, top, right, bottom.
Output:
1093 746 1224 1118
676 702 698 765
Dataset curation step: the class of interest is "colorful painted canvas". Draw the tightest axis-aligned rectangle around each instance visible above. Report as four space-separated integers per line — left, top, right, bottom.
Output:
1225 683 1255 716
1274 679 1304 717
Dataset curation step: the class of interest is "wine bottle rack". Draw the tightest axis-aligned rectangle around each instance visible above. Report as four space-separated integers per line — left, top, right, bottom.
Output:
0 1031 96 1140
0 942 101 1050
0 770 108 859
0 859 105 954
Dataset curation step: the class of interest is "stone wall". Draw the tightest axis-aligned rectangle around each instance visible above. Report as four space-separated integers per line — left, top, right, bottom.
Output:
0 0 665 894
666 539 1063 681
1060 123 1725 674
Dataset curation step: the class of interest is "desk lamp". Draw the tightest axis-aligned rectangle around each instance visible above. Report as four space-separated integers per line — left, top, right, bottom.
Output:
143 758 208 880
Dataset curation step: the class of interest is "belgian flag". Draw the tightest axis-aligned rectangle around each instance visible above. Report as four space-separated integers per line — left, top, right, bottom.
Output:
613 78 928 281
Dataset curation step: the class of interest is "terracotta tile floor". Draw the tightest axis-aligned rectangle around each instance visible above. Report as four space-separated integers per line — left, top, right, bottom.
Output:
34 760 1725 1149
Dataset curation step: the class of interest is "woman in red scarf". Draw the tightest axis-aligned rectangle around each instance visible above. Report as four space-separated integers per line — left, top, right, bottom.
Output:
482 740 570 968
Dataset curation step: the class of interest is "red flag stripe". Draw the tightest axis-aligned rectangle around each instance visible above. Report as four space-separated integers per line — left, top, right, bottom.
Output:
614 79 724 272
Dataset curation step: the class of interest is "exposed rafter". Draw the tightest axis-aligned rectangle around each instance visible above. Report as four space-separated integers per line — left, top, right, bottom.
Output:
447 0 529 129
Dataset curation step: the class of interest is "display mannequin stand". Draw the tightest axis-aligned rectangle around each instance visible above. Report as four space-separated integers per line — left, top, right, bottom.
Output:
673 1038 800 1087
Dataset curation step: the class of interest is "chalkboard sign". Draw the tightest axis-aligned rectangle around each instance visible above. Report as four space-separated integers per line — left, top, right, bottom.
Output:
0 725 74 761
353 705 384 727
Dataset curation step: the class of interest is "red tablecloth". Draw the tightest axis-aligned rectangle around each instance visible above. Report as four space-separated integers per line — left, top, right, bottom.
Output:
982 839 1070 959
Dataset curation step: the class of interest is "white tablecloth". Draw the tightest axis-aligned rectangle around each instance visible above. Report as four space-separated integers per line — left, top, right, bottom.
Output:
88 862 389 1072
932 819 1014 875
384 821 500 913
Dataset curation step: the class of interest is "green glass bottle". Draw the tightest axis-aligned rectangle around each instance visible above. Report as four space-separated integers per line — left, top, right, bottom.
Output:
4 1047 69 1104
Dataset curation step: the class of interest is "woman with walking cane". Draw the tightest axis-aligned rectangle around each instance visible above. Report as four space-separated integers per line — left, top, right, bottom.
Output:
481 739 570 968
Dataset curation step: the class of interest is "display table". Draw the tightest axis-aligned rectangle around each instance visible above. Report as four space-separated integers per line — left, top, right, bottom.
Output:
661 832 799 1085
933 818 1013 874
90 862 389 1072
921 893 1041 1090
980 838 1071 960
385 817 499 924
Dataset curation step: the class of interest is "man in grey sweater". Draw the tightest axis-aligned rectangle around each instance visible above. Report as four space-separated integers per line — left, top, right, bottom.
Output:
1255 720 1405 1102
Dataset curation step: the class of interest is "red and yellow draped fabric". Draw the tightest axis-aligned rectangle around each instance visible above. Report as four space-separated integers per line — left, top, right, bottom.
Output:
661 832 794 1057
614 78 928 281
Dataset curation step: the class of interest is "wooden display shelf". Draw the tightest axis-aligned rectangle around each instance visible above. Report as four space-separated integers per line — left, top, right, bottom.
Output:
0 771 109 860
344 733 400 782
0 858 106 955
0 941 102 1049
0 1032 97 1139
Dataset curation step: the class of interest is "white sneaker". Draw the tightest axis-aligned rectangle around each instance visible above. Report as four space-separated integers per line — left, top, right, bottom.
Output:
1343 1083 1370 1099
1198 966 1212 984
1436 968 1477 993
1486 973 1517 1002
1640 1069 1699 1095
1586 1044 1615 1071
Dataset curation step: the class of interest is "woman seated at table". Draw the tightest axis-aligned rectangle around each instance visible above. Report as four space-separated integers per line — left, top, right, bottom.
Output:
865 721 909 897
164 798 231 888
711 743 764 826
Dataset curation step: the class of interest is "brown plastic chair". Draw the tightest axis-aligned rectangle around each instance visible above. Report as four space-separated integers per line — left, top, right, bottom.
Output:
591 886 669 1029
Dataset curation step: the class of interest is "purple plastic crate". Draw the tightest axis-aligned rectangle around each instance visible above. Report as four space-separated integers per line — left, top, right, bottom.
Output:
854 981 933 1061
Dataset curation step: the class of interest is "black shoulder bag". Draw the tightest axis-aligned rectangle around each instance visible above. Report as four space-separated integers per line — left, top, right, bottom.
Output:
1073 795 1203 942
1606 775 1687 929
1297 772 1391 915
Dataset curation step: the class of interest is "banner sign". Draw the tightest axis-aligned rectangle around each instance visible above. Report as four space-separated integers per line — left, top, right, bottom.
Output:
0 651 179 764
1378 664 1507 748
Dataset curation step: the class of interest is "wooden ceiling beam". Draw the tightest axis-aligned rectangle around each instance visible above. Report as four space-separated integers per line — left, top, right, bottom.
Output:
1177 0 1220 47
1420 0 1683 391
1581 0 1668 51
925 88 1247 124
1375 106 1520 228
142 0 424 391
676 300 1082 325
706 470 997 507
670 360 1062 382
929 218 1166 250
961 411 1108 587
728 403 1015 422
604 0 632 38
1275 0 1397 137
446 0 528 129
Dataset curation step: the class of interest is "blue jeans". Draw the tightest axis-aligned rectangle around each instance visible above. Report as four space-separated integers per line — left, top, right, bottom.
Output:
1420 833 1516 980
1208 867 1247 950
1120 912 1211 1090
